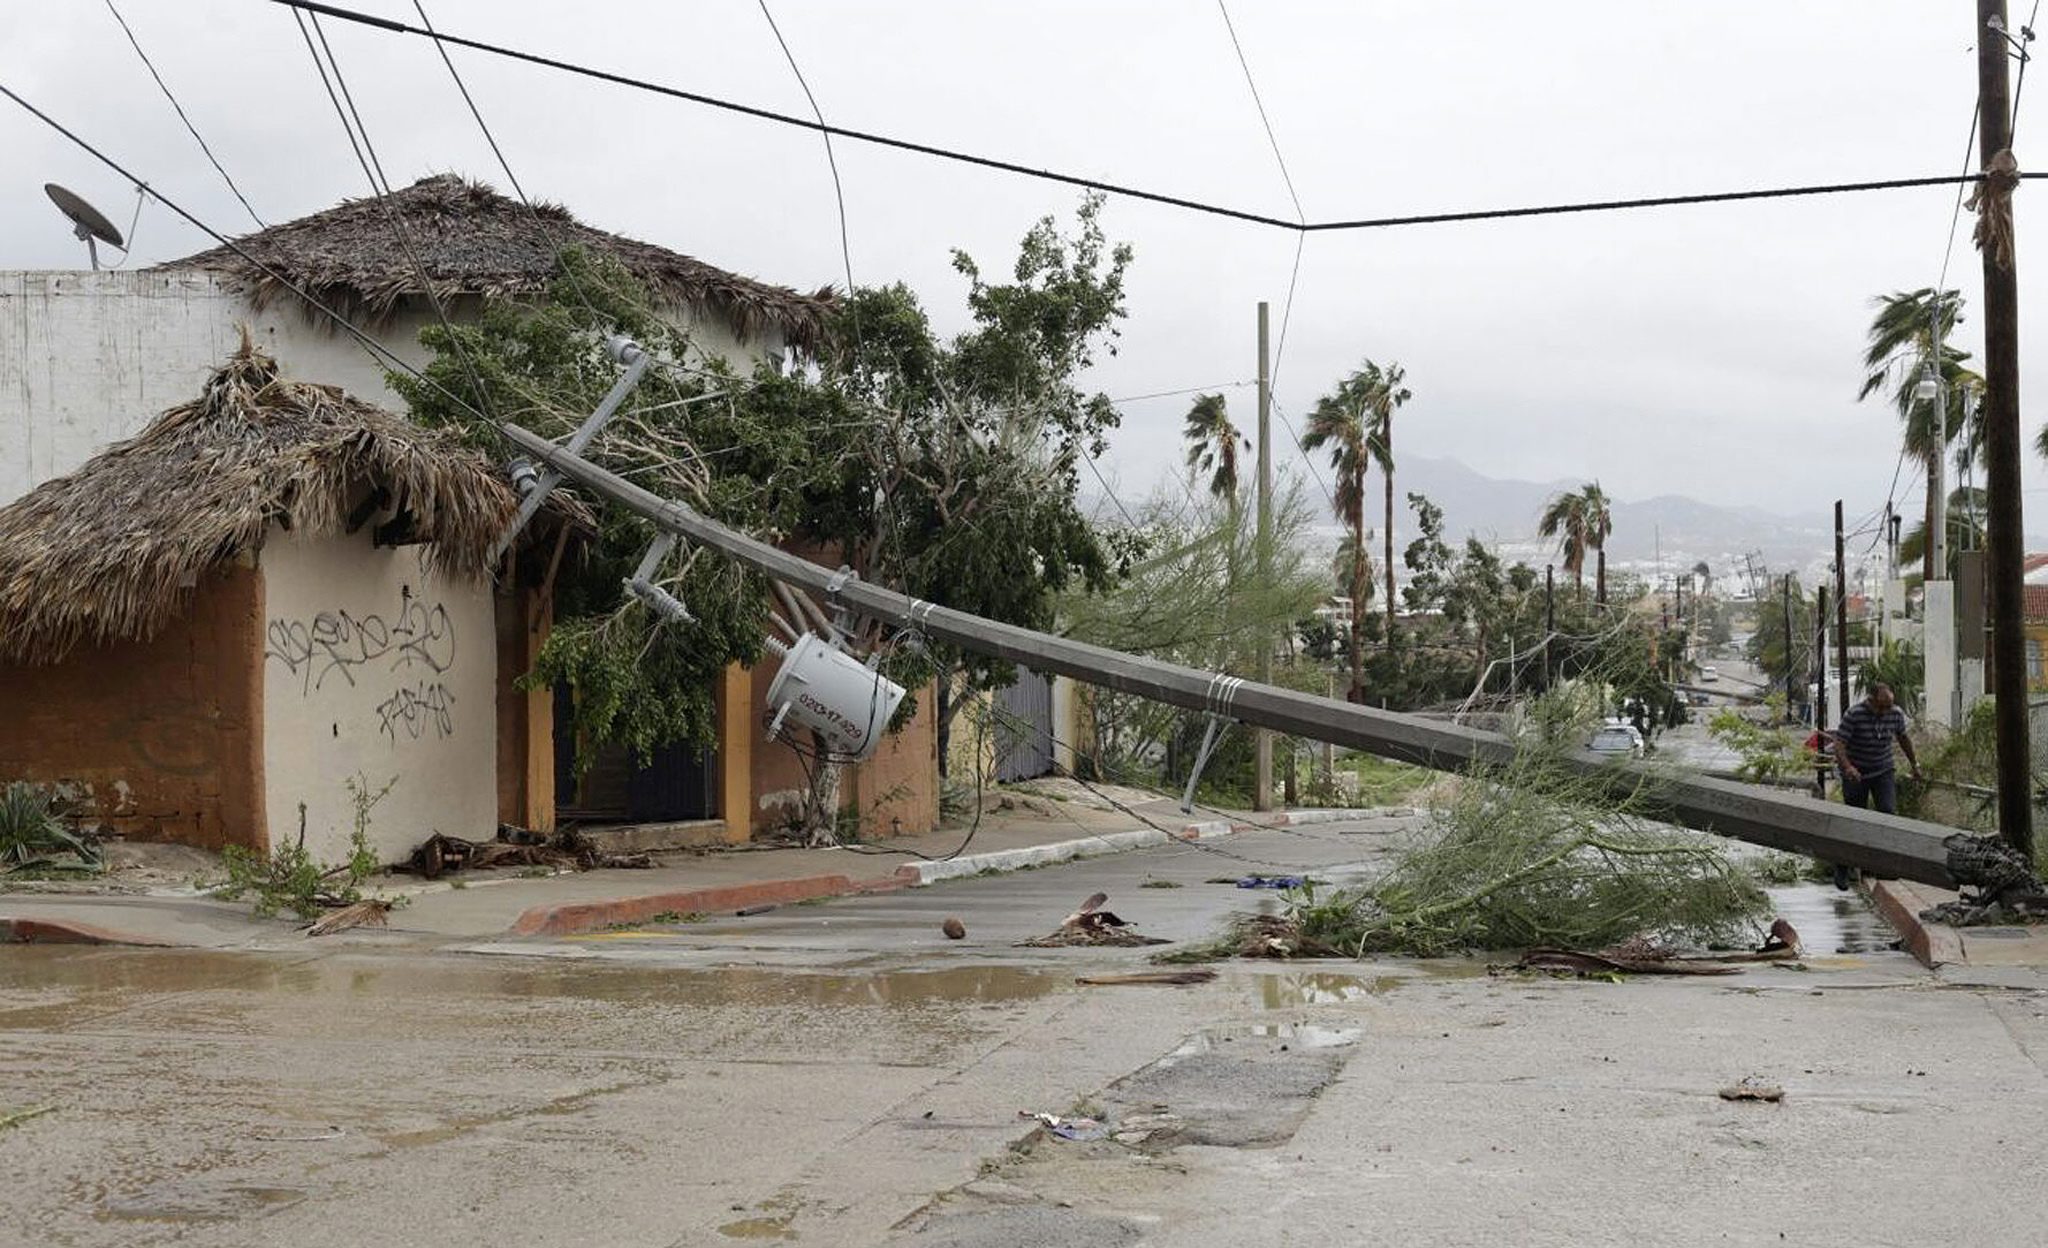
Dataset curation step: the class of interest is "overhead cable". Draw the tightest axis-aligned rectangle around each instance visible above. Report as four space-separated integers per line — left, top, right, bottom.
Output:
104 0 266 228
0 80 487 422
268 1 2038 236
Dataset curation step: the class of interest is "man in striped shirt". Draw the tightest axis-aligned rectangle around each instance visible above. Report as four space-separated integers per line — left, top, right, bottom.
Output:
1822 683 1921 887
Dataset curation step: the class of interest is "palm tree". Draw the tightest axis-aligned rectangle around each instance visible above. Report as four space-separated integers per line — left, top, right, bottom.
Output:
1692 560 1712 595
1537 490 1590 596
1860 289 1978 582
1580 482 1613 605
1362 363 1412 644
1306 370 1379 701
1182 393 1247 503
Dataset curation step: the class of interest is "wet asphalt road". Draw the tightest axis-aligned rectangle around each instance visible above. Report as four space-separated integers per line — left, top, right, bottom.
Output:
9 820 2048 1246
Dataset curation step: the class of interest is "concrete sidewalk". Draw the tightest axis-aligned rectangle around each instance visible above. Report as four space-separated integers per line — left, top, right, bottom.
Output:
0 794 1382 949
1865 876 2048 980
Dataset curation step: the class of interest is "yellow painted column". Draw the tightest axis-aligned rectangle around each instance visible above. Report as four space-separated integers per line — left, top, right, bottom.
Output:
717 662 753 843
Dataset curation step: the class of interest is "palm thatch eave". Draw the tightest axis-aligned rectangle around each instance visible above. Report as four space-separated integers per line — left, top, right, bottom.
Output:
0 339 550 667
154 174 835 354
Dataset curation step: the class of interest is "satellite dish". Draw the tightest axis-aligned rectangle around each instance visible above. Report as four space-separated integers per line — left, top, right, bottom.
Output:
45 183 125 270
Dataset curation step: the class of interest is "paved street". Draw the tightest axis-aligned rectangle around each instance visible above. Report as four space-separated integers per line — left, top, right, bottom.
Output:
6 822 2048 1247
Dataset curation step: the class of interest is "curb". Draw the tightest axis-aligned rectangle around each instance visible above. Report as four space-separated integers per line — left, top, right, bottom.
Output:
508 871 909 937
0 916 176 947
1866 878 1967 969
905 819 1236 886
507 808 1415 937
1250 806 1417 828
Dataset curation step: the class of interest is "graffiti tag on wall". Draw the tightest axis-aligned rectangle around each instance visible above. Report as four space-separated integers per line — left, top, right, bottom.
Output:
376 682 456 741
266 585 461 743
265 585 456 693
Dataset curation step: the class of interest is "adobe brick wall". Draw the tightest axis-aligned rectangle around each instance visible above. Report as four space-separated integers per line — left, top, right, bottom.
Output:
0 564 265 851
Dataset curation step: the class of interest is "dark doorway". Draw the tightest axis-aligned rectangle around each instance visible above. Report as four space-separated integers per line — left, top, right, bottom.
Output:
553 684 718 822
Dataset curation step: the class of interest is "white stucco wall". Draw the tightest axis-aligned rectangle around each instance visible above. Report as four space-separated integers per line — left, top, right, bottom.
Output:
260 528 498 866
1 268 775 506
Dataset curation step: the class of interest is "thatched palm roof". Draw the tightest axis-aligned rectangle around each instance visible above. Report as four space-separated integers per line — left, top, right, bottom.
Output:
158 174 834 353
0 340 526 666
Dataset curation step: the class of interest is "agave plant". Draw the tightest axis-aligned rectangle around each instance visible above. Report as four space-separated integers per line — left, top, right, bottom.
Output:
0 782 100 873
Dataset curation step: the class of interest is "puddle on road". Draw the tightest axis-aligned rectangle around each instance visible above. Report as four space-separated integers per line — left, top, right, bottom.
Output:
0 948 1065 1032
1166 1022 1361 1058
1253 961 1490 1007
1766 883 1898 955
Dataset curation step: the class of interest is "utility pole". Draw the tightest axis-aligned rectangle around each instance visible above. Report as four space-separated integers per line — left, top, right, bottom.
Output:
1544 564 1555 686
1782 574 1796 714
1254 301 1274 812
503 418 1993 888
1815 584 1830 799
1976 0 2034 857
1835 500 1851 713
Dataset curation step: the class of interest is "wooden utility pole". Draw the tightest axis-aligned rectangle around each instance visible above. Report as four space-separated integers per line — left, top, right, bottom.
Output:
1783 574 1796 713
1253 302 1274 811
1976 0 2034 857
1544 564 1555 686
1835 500 1851 713
1816 584 1831 799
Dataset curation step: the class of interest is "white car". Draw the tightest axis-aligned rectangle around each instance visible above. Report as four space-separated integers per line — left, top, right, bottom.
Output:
1701 666 1720 683
1586 723 1646 759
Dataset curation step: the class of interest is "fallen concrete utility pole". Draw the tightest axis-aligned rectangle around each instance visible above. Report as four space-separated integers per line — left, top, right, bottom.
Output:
504 422 1980 890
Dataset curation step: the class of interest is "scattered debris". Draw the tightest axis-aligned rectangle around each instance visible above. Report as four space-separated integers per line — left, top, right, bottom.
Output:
401 829 654 879
1075 970 1218 986
1139 879 1183 889
302 898 392 938
735 904 778 917
1718 1076 1785 1103
0 1104 56 1131
1020 1111 1107 1142
1516 947 1742 976
1922 833 2048 926
1235 875 1306 890
1017 893 1167 947
942 917 967 940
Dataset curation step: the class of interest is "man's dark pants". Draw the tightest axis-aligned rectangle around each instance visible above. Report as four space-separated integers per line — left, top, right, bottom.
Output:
1841 767 1897 815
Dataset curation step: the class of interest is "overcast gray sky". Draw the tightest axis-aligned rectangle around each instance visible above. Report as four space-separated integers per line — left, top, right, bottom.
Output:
6 1 2045 533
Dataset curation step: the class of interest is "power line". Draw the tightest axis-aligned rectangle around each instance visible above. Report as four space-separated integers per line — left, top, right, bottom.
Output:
298 10 496 420
1216 0 1309 387
0 80 487 422
270 1 2035 236
755 0 856 307
103 0 265 229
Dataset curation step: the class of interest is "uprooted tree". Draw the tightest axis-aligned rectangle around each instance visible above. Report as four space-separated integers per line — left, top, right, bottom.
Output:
394 197 1131 842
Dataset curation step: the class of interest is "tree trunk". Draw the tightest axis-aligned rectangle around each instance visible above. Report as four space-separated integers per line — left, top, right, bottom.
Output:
1596 546 1607 606
1350 531 1367 702
1383 419 1397 646
804 729 844 847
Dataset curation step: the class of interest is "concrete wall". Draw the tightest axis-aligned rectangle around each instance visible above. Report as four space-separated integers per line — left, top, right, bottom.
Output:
259 528 498 865
1 269 772 506
0 563 265 849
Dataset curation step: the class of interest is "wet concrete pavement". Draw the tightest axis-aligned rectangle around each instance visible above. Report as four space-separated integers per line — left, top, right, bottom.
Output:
9 820 2048 1246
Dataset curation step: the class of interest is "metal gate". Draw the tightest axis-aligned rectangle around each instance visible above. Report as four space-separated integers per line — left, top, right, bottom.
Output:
994 666 1055 782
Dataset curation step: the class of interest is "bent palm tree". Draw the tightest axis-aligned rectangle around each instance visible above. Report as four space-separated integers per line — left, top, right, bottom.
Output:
1306 369 1378 701
1537 490 1590 597
1182 393 1247 503
1580 482 1613 605
1860 289 1976 581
